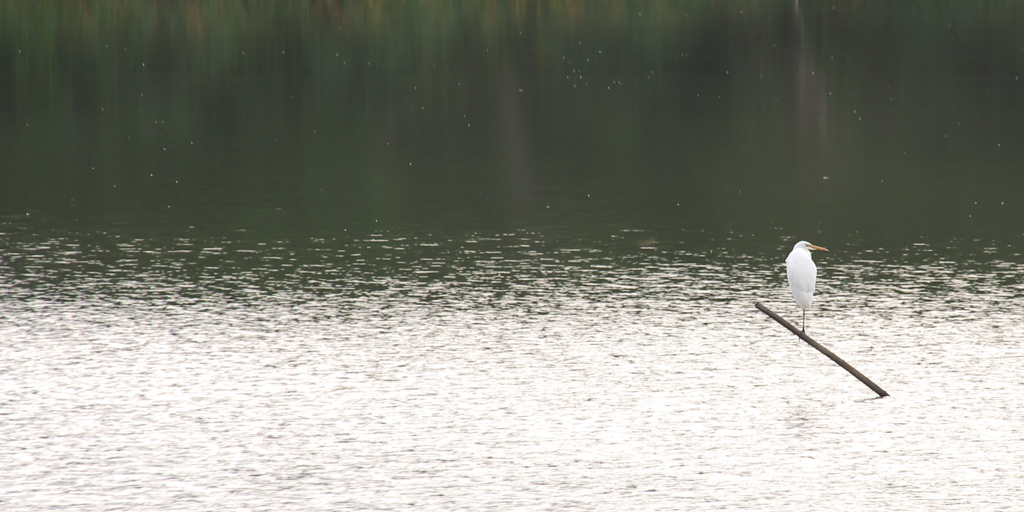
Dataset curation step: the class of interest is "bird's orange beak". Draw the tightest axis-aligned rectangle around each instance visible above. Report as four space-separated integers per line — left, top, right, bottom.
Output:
809 244 828 251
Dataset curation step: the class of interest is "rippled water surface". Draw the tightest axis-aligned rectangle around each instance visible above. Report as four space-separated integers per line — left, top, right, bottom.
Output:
3 224 1023 511
6 2 1024 510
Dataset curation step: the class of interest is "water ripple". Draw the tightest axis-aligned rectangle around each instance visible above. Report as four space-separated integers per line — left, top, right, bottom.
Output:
2 227 1023 510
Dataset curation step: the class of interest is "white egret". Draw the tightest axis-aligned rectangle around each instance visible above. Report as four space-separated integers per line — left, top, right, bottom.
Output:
786 240 828 333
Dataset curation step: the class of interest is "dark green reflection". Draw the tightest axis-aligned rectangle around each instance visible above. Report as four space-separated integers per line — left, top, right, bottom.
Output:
2 1 1023 240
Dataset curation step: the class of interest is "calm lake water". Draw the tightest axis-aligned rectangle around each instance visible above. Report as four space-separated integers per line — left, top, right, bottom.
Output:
3 225 1023 511
3 2 1024 511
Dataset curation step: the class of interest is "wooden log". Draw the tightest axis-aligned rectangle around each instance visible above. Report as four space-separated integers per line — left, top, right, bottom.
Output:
755 302 889 398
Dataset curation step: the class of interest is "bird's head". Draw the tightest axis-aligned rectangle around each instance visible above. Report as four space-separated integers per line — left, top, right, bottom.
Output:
795 241 828 252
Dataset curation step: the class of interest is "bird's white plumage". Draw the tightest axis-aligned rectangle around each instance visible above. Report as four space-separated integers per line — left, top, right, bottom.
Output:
785 240 828 332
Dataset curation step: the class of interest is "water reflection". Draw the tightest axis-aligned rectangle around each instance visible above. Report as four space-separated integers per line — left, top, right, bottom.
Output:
4 2 1024 509
4 2 1024 235
2 223 1023 510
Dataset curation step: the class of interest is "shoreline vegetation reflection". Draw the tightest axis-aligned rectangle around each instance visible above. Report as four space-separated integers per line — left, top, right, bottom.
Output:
2 2 1024 236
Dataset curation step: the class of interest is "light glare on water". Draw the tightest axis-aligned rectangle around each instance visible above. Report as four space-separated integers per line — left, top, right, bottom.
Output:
2 227 1023 511
5 2 1024 510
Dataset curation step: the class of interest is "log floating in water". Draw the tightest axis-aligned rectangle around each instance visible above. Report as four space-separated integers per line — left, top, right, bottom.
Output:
755 301 889 398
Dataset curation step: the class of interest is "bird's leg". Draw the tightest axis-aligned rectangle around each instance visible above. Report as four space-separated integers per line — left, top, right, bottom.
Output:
802 310 806 333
